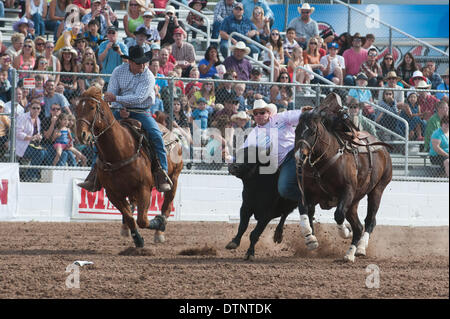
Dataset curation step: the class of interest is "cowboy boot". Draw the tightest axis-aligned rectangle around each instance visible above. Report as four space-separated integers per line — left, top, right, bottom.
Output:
77 165 102 192
154 167 173 193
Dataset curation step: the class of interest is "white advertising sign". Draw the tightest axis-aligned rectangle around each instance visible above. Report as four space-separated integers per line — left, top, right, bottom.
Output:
0 163 19 220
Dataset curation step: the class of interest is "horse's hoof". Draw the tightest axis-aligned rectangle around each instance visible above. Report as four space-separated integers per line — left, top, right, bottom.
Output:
343 254 355 262
305 235 319 250
344 245 357 262
120 225 130 237
154 233 165 243
355 247 366 257
245 253 255 261
225 241 239 250
149 216 166 231
273 232 283 244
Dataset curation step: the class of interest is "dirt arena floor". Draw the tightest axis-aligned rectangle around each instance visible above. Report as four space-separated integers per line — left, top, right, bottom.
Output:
0 221 447 299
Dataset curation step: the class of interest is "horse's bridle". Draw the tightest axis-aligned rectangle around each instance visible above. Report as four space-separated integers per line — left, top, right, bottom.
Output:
77 96 116 143
296 120 332 168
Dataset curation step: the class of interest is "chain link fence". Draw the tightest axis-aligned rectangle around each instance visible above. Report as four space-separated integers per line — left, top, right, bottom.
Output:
1 68 448 182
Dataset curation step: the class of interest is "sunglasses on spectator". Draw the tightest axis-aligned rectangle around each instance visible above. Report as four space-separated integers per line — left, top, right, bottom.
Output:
280 76 289 80
85 62 95 65
368 53 377 57
309 42 317 45
130 3 140 6
52 107 61 111
31 107 41 110
384 57 393 60
301 10 311 14
271 32 279 36
24 45 33 48
108 31 116 34
46 45 54 49
36 42 45 46
234 6 243 10
253 111 267 115
39 60 48 64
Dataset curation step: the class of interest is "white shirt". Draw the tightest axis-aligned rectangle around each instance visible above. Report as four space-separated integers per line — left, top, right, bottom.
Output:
15 111 41 157
4 101 25 116
320 54 345 75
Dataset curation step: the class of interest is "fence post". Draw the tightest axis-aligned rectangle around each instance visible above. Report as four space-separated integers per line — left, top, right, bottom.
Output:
284 0 290 32
315 83 321 107
347 4 351 34
168 78 174 131
389 28 393 55
9 69 17 163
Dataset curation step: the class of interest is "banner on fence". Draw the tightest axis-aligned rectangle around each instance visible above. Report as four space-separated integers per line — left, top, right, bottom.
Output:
0 163 19 219
71 179 177 220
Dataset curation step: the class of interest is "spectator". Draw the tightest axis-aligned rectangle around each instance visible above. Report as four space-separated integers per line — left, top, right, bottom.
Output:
54 21 83 52
380 53 395 79
320 42 345 85
0 54 14 87
43 41 61 85
78 57 100 94
25 0 47 37
192 97 211 133
15 101 47 181
172 97 192 154
396 52 419 88
83 20 102 53
303 36 324 83
122 0 145 45
376 89 400 136
73 33 89 65
98 26 127 84
136 10 160 45
362 33 375 50
429 115 449 177
0 69 11 103
336 32 352 56
186 0 207 44
28 74 46 107
347 73 375 120
6 33 25 59
241 0 273 23
347 97 377 137
13 16 35 41
56 4 81 39
213 95 239 121
158 48 175 76
250 5 270 46
58 46 79 101
149 58 167 90
127 27 152 53
421 65 437 89
233 82 247 111
378 71 405 108
424 101 449 153
4 87 26 116
82 0 112 38
73 0 91 15
319 26 336 50
223 41 253 81
342 33 368 86
34 36 46 56
397 90 426 140
190 80 215 108
45 0 70 41
263 28 285 81
215 72 234 104
230 110 251 142
205 115 233 162
185 67 203 101
425 61 443 90
199 45 222 79
43 79 71 118
416 80 439 121
287 46 311 90
0 101 10 153
436 69 449 102
270 71 294 112
0 32 7 55
13 39 36 81
219 2 260 59
283 27 300 64
360 47 382 87
172 65 185 94
212 0 235 41
409 70 431 88
171 27 196 78
287 3 319 49
158 5 186 47
100 0 119 29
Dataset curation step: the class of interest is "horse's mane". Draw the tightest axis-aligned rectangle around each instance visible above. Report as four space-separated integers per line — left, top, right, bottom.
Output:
83 86 103 102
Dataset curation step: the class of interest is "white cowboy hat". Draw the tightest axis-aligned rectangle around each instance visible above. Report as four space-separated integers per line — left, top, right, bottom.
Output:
231 111 251 122
297 3 315 14
57 46 78 60
415 80 431 89
231 41 251 55
247 99 277 117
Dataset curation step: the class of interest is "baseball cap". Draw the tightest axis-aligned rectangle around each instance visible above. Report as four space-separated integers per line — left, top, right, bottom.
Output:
327 42 339 49
356 73 368 82
173 27 184 35
166 5 176 14
197 97 207 104
106 25 117 33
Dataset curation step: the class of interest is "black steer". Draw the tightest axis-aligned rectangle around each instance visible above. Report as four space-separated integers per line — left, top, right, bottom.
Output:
227 148 298 260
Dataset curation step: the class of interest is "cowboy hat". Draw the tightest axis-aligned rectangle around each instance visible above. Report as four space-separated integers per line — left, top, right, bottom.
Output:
57 46 78 59
384 71 400 81
188 0 206 9
65 4 80 13
231 41 251 55
13 17 34 32
74 33 89 43
297 3 315 14
121 45 151 64
166 5 176 14
134 27 151 38
415 80 431 89
356 72 368 82
247 99 277 117
231 111 251 122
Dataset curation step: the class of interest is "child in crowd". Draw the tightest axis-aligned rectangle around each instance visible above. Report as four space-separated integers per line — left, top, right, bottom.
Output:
398 91 426 141
67 114 88 166
0 69 11 102
186 0 207 42
233 83 247 111
29 75 45 107
84 20 103 53
136 11 161 45
283 27 300 64
287 46 311 90
347 73 375 120
52 113 86 166
192 97 210 135
172 65 185 94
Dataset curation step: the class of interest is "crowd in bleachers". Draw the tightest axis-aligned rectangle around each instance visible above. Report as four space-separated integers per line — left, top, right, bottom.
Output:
0 0 448 177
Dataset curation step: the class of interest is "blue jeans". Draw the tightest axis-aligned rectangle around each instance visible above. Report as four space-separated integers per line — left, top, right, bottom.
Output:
211 21 221 41
277 150 302 208
23 145 47 179
113 109 168 172
32 13 45 36
44 19 61 42
344 75 356 86
44 147 76 166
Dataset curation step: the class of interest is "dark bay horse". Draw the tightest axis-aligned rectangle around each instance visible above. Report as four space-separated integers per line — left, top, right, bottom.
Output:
75 87 183 248
294 99 393 262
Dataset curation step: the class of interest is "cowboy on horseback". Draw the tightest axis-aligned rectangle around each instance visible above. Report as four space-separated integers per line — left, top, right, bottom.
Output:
78 45 173 193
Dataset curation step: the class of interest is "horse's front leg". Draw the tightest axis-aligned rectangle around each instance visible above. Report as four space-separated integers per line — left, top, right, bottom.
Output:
136 187 166 232
245 216 271 261
299 203 319 250
109 195 143 248
341 200 363 263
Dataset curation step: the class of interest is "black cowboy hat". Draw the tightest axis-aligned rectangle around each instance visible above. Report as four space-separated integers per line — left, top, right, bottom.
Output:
121 45 151 64
74 33 89 42
133 27 151 38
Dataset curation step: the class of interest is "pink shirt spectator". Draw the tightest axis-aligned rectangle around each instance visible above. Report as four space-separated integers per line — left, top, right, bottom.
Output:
242 110 303 168
158 61 175 76
418 93 439 121
153 0 168 9
343 48 368 76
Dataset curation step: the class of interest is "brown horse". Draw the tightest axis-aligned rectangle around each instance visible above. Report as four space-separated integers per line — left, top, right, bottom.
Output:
294 97 393 262
75 87 183 248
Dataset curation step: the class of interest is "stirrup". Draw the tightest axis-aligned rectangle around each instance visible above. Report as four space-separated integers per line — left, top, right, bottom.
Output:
155 169 173 192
